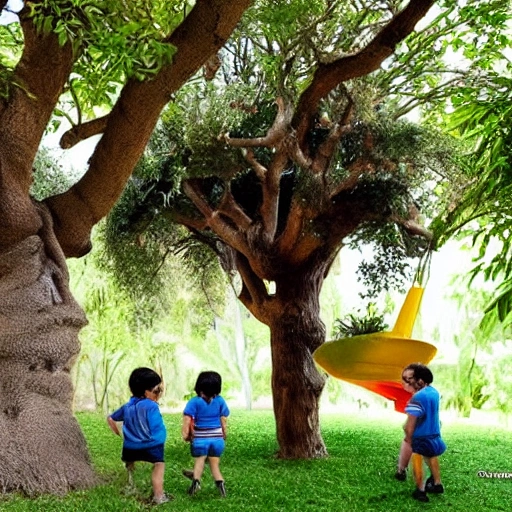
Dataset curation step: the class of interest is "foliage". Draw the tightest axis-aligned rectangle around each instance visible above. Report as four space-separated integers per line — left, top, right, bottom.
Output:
342 118 465 296
0 18 21 100
0 0 193 132
409 2 512 329
2 411 512 511
95 107 229 306
22 0 510 304
485 354 512 417
435 359 490 418
77 276 134 412
28 0 190 121
30 146 77 200
432 83 512 328
332 302 389 338
448 77 512 329
431 279 507 417
99 202 224 313
381 0 512 119
69 227 229 411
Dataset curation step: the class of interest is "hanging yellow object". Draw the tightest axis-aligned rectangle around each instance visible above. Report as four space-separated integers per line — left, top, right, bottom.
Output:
393 285 425 338
313 285 437 412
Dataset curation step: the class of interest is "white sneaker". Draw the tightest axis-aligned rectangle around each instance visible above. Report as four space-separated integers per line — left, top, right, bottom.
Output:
153 493 172 504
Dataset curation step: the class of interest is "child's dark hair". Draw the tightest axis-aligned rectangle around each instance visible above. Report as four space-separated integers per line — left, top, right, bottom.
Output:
195 371 222 398
404 363 433 384
129 367 162 397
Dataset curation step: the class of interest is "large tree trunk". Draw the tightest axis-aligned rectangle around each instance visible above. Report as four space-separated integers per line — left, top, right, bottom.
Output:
270 263 328 458
0 207 95 494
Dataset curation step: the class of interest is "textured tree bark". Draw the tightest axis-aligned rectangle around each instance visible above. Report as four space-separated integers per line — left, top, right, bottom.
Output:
0 210 95 494
269 262 328 458
271 319 327 458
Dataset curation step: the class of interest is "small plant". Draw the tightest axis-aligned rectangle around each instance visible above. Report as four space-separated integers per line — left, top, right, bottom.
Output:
332 302 389 338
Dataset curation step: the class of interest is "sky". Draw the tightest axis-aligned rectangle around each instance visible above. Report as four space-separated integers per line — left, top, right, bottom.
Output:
0 0 23 25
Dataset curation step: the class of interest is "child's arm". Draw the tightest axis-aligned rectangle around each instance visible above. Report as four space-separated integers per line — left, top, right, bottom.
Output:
182 415 193 442
403 414 417 444
221 416 228 440
107 416 121 436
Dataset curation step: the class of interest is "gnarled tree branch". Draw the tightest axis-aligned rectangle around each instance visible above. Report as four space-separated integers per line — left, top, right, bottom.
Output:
235 252 273 324
311 99 354 175
45 0 252 257
222 97 293 148
390 204 433 240
293 0 435 145
218 186 253 230
59 115 109 149
183 179 250 257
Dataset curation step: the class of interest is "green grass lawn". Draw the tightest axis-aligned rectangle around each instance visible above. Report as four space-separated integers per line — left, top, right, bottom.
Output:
1 410 511 511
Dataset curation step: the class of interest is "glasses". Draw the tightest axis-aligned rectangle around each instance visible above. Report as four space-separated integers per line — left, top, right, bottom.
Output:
401 375 414 384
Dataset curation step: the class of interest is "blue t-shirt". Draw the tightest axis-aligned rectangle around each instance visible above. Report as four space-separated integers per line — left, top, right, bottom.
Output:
405 385 441 438
110 397 166 450
183 395 230 429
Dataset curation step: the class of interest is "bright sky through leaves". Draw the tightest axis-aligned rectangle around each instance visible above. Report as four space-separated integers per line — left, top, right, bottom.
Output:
0 0 23 25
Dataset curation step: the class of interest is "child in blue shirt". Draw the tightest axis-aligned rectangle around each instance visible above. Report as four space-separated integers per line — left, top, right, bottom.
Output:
108 367 170 504
182 371 230 497
402 363 446 503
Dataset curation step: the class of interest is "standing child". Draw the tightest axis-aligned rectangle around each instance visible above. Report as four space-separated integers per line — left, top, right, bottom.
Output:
394 374 416 481
402 363 446 503
107 367 170 505
182 371 230 497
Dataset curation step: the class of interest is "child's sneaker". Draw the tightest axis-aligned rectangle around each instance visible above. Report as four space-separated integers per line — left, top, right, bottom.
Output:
182 469 194 480
425 474 444 493
426 482 444 494
215 480 226 497
188 479 201 496
153 493 173 505
412 488 429 502
394 469 406 481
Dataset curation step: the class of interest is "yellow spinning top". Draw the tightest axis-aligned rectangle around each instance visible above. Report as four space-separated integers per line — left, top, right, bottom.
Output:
313 252 437 412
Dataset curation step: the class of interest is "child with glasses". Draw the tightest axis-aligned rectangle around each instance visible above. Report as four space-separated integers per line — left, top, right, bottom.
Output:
107 367 170 504
182 370 230 497
401 363 446 503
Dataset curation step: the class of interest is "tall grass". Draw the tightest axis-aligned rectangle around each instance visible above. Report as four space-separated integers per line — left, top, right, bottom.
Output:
1 410 511 511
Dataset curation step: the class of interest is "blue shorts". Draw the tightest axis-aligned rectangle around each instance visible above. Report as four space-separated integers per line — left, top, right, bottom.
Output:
412 435 446 458
191 437 225 458
122 444 165 463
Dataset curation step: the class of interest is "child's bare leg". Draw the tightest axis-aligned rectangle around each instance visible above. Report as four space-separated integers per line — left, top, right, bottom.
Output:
411 453 425 490
125 462 135 486
398 440 412 471
152 462 165 499
193 456 207 480
208 457 226 497
208 456 223 481
425 456 441 484
188 456 206 496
